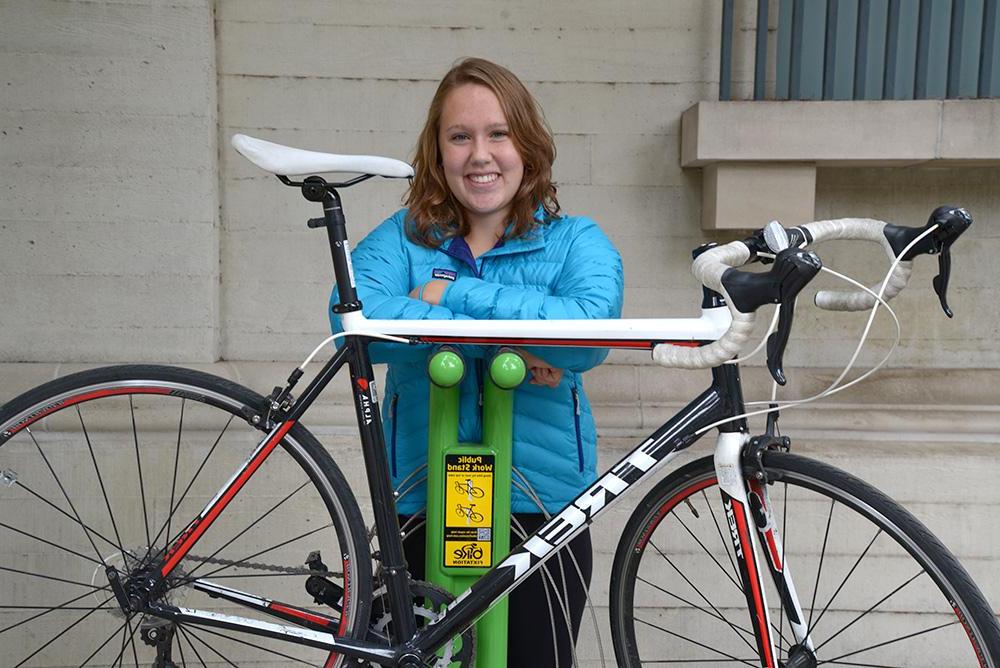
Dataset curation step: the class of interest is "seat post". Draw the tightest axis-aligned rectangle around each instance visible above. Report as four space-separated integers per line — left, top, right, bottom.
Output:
299 176 362 313
322 188 363 313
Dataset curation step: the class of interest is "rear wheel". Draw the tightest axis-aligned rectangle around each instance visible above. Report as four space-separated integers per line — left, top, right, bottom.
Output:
610 453 1000 667
0 365 372 667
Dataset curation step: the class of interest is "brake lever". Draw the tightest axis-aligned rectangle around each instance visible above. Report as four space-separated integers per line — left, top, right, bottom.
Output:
883 205 972 317
765 249 822 385
722 245 822 385
934 247 953 317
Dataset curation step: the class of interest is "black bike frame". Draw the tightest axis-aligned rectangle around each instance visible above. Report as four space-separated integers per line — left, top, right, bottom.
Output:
141 185 777 666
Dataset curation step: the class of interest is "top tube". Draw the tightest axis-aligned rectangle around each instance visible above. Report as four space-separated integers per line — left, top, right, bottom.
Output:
339 307 732 349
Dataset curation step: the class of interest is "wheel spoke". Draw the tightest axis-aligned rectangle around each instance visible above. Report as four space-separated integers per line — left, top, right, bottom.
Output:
820 661 907 667
26 428 107 566
145 414 235 555
649 538 758 655
0 520 102 567
814 570 925 652
126 615 141 667
176 625 209 667
179 479 311 581
79 615 130 666
129 395 153 549
165 399 185 554
820 618 959 664
175 623 188 666
807 498 836 632
14 594 115 666
637 575 757 640
809 528 883 637
11 477 123 555
633 615 759 667
0 564 103 590
77 405 126 556
703 489 743 590
675 512 745 593
110 615 136 668
180 625 239 667
0 584 111 636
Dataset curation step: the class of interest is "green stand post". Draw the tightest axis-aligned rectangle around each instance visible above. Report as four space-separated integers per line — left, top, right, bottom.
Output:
426 348 526 667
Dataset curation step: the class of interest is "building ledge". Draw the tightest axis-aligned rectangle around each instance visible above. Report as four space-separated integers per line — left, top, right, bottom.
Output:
681 99 1000 229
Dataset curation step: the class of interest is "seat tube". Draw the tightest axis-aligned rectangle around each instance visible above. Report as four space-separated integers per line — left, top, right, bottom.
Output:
714 431 779 668
346 338 417 644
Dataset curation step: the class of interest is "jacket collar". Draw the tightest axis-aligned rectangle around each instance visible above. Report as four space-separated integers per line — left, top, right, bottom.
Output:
439 206 550 259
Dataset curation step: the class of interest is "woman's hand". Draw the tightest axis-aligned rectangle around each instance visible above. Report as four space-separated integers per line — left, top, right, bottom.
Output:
409 280 449 306
516 348 564 389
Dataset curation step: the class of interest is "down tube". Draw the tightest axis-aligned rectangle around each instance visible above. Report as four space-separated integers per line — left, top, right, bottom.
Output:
414 385 731 656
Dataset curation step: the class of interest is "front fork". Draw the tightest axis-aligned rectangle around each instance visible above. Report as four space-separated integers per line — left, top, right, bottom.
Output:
714 432 815 668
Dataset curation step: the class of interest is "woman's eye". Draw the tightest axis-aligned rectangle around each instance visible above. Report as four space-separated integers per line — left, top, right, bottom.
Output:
451 133 470 142
491 130 509 139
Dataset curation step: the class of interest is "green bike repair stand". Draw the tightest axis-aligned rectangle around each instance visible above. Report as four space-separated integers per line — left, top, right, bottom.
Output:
425 347 526 668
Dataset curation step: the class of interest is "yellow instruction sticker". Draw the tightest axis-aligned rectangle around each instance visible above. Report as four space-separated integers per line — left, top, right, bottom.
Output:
443 454 494 568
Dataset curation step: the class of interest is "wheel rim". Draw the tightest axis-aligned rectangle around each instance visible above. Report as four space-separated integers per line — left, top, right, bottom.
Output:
615 460 992 667
0 378 366 667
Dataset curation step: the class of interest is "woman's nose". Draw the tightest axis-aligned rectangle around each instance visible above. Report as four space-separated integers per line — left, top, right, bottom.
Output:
470 137 491 164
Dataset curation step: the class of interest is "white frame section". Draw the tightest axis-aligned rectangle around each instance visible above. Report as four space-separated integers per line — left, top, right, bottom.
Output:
339 307 732 344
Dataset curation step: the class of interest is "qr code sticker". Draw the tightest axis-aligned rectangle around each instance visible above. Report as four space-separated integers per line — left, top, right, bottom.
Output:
477 528 492 541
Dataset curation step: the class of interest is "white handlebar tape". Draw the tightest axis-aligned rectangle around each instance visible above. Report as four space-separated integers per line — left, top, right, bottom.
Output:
653 242 756 369
803 218 912 311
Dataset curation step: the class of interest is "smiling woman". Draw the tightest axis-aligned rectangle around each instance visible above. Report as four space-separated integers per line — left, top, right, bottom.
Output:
329 57 624 667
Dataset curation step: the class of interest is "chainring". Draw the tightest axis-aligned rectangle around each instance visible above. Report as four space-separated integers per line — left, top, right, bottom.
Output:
370 580 475 668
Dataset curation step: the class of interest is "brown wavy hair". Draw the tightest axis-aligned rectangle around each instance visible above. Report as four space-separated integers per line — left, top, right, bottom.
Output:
405 57 560 247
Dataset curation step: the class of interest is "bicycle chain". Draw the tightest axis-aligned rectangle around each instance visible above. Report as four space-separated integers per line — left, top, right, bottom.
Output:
184 554 341 579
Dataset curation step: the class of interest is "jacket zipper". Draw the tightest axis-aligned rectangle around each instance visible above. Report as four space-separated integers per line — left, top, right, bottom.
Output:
571 386 584 472
389 394 399 477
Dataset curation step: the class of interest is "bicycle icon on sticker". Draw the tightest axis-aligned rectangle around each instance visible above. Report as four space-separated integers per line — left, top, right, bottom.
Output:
455 503 484 523
454 478 486 498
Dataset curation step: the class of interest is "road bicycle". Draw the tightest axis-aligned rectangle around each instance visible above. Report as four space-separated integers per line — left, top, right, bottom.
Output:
1 133 998 667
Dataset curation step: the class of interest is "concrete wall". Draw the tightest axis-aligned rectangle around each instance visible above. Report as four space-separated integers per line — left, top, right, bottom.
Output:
1 2 998 664
3 0 996 380
0 0 219 363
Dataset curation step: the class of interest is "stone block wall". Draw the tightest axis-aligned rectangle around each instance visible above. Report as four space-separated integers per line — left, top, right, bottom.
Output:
1 0 219 363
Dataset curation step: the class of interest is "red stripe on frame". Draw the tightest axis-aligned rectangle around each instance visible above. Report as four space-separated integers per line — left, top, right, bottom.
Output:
732 499 776 668
269 602 333 627
415 336 704 349
161 420 296 576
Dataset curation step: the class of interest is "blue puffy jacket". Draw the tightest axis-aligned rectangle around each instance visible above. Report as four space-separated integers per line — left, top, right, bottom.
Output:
330 208 623 514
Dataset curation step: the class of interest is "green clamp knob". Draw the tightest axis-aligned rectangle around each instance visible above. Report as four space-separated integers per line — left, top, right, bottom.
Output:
490 351 527 389
428 349 465 388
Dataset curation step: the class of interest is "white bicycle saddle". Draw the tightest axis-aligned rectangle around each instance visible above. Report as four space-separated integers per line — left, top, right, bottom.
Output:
231 133 414 178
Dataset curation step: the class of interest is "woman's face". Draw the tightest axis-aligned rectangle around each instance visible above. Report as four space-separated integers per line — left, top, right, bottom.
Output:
438 83 525 229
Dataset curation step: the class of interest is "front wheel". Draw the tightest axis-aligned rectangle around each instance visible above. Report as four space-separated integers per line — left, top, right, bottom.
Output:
0 364 373 667
610 452 1000 667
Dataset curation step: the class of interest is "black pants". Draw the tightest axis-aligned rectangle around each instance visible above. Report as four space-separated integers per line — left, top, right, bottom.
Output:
400 513 593 668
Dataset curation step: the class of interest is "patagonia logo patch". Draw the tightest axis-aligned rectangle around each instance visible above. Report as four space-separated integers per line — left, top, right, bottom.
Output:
432 268 457 281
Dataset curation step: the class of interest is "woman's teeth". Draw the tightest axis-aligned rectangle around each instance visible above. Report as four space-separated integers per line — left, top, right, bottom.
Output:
469 174 499 184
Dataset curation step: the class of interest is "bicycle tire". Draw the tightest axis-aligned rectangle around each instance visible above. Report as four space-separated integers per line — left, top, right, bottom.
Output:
0 364 373 667
609 452 1000 667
